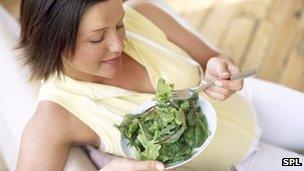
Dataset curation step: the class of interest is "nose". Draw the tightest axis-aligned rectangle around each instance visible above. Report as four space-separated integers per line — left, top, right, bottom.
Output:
108 32 124 53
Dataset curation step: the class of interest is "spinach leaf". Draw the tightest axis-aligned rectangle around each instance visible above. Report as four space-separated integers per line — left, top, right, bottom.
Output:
136 134 161 160
155 78 174 103
184 120 208 148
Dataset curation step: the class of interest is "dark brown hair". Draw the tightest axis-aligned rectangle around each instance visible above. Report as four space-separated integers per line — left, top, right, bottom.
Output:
19 0 105 81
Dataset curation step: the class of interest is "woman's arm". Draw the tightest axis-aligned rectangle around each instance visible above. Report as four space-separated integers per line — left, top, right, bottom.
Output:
125 0 220 70
126 1 244 101
16 101 164 171
16 104 72 170
16 101 99 171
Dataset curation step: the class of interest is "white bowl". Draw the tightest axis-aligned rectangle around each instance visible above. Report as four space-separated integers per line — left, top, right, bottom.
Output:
121 96 217 170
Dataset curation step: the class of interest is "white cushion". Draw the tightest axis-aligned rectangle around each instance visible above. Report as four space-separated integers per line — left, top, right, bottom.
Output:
0 5 96 171
0 5 36 170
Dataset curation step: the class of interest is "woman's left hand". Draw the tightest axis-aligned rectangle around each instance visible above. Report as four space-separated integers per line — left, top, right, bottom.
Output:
84 145 176 171
203 56 244 101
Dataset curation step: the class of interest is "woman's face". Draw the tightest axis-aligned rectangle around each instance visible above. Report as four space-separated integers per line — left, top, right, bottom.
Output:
65 0 126 79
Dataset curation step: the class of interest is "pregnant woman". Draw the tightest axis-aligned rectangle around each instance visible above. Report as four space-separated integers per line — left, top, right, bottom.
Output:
16 0 304 170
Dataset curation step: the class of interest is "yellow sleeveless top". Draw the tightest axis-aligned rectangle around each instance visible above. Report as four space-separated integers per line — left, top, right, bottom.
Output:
38 6 258 171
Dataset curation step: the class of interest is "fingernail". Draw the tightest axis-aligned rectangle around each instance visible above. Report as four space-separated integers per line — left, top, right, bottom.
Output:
201 80 208 85
214 81 223 87
223 72 230 76
156 162 165 171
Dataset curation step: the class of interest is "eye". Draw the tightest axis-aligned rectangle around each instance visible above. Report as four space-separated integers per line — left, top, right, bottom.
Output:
90 37 104 43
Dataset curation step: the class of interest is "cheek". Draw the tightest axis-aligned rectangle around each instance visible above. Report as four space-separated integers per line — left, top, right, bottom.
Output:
73 44 107 66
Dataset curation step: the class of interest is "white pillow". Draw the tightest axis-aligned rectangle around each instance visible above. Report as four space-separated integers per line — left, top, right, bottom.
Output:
0 5 97 171
0 4 40 170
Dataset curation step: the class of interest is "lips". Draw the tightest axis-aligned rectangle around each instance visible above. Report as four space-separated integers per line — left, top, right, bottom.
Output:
102 55 121 64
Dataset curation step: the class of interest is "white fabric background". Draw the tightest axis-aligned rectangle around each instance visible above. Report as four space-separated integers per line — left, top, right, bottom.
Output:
237 78 304 171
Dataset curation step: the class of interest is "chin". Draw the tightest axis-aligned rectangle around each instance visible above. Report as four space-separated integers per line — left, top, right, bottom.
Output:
97 62 122 79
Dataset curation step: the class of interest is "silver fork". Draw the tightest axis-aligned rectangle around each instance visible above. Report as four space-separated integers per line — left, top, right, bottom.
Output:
172 69 257 100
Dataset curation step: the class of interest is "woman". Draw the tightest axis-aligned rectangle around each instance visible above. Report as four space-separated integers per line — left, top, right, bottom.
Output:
16 0 304 171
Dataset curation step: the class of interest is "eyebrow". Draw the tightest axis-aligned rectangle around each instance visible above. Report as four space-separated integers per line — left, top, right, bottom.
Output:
89 11 125 34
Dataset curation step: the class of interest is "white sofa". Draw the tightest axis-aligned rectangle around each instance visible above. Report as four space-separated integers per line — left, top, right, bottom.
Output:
0 1 200 170
0 4 99 171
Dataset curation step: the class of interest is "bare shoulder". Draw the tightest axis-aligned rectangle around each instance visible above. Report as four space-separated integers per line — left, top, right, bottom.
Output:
22 101 75 146
16 101 99 170
32 101 100 146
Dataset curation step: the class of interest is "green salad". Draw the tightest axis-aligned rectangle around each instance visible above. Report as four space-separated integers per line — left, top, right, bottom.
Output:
117 78 209 164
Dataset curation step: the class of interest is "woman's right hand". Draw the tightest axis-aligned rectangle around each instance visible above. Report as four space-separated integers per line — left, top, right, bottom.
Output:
101 158 165 171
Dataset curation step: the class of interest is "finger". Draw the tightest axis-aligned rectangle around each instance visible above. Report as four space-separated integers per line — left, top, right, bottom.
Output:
207 86 230 96
205 89 226 101
225 91 235 99
216 62 231 79
131 160 164 171
227 63 241 75
203 71 218 82
205 89 235 101
204 71 229 84
205 87 235 100
207 62 230 79
203 73 243 91
83 145 114 169
217 79 244 91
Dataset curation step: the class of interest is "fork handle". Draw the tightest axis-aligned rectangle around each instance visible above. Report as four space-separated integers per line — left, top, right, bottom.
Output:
195 81 215 92
229 69 256 80
196 69 257 92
